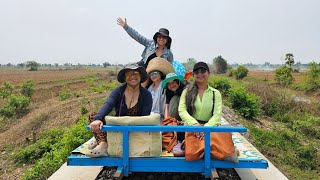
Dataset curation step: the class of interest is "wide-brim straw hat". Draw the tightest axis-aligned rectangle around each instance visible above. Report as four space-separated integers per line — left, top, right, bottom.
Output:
146 57 175 75
161 73 184 88
117 63 148 83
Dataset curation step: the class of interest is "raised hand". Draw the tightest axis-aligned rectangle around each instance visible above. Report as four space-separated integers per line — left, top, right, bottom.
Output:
117 17 127 27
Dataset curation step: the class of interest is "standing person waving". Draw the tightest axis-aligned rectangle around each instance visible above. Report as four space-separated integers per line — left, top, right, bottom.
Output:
117 18 174 68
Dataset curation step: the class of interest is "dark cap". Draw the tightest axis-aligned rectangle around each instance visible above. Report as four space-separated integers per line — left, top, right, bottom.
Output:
193 62 210 72
117 63 148 83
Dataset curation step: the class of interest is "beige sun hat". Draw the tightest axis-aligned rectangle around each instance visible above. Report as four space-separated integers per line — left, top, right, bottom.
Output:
146 57 175 75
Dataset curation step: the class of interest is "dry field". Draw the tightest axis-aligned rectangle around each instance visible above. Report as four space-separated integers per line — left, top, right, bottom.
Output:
0 67 117 180
0 67 113 86
248 70 305 83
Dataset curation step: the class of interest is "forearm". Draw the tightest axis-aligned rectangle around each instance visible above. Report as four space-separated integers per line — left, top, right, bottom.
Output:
123 24 150 46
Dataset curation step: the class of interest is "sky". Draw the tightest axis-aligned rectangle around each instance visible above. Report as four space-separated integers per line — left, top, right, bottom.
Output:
0 0 319 65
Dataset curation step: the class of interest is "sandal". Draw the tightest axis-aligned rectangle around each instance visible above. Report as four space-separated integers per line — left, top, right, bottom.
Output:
84 144 109 158
87 138 98 150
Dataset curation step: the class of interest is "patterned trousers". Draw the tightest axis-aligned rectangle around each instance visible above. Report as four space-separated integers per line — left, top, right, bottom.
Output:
88 112 107 144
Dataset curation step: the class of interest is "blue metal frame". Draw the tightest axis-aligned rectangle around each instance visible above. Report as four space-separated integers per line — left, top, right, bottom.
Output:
68 125 268 178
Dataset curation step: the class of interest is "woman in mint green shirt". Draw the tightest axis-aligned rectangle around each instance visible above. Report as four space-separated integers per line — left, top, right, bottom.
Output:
178 62 222 139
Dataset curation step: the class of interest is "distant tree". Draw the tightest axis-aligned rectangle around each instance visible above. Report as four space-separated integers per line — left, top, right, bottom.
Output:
103 62 111 68
285 53 294 70
264 62 271 66
213 56 227 74
26 61 40 71
54 63 59 68
64 63 71 67
6 63 13 67
17 63 25 68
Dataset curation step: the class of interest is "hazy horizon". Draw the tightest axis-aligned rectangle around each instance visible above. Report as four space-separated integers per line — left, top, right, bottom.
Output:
1 0 319 65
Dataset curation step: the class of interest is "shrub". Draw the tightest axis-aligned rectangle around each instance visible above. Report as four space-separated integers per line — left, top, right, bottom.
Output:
228 88 261 118
0 82 13 98
209 77 231 96
80 106 88 115
233 65 249 80
227 66 234 77
21 80 35 98
22 116 92 180
0 95 31 117
274 66 293 86
292 114 320 138
12 128 65 164
58 87 72 101
305 61 320 91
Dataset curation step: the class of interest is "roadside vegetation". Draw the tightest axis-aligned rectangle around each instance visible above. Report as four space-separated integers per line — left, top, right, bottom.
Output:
209 61 320 179
0 63 319 179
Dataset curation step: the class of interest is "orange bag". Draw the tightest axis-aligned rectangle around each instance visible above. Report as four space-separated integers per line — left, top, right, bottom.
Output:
160 116 178 152
185 131 236 161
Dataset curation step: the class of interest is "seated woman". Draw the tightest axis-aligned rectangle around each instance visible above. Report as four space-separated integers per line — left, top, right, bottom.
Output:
86 63 152 157
146 57 175 120
162 73 186 156
178 62 222 128
178 62 237 162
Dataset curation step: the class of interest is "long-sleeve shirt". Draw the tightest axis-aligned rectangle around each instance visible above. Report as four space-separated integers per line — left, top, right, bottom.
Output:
95 84 152 122
148 82 166 120
178 86 222 126
123 24 173 64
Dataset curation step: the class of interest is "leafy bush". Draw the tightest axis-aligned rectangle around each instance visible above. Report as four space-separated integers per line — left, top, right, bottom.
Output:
0 82 13 98
228 88 261 118
233 65 249 80
21 80 35 98
80 106 88 115
12 129 65 164
305 61 320 91
22 116 92 180
0 95 31 117
209 77 231 96
274 66 293 85
228 69 234 77
58 87 73 101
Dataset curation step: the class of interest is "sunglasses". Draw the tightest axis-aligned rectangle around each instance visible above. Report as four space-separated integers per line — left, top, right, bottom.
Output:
149 71 160 77
157 35 167 39
125 71 140 78
193 68 207 75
